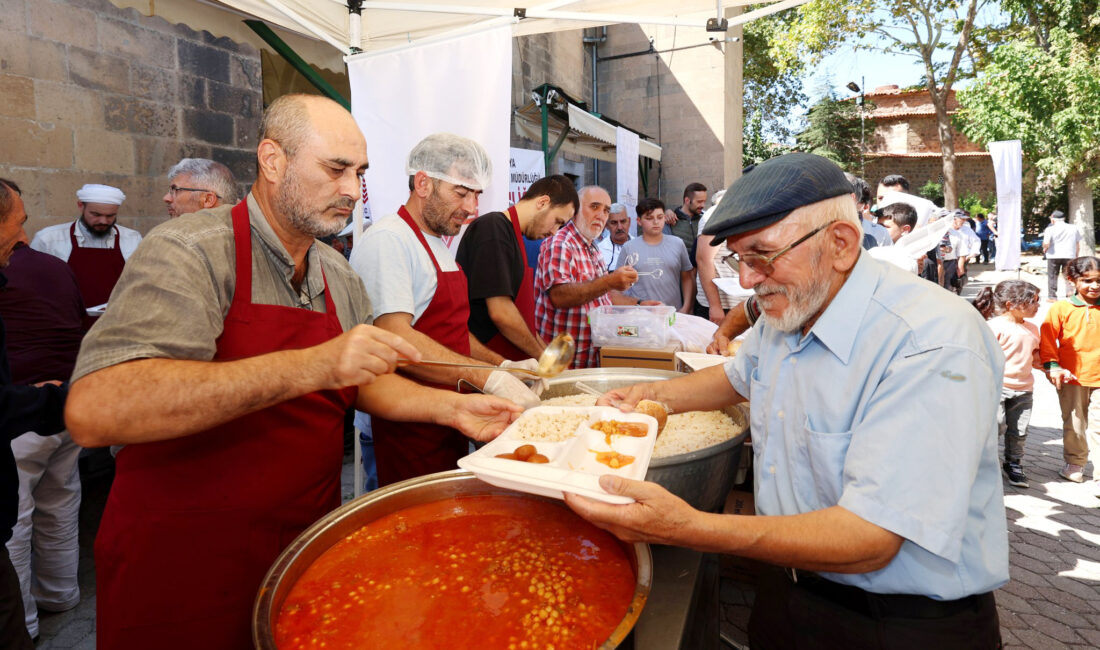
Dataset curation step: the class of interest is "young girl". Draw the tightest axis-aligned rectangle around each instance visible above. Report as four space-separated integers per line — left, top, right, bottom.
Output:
975 280 1042 487
1040 256 1100 486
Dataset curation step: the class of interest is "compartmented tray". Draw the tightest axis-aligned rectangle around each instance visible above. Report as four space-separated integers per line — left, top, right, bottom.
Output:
457 406 658 504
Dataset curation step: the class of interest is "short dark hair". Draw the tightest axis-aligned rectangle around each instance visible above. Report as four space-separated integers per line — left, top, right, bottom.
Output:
879 174 909 191
521 174 579 212
1066 256 1100 281
0 178 22 222
881 202 917 230
973 280 1040 319
844 173 871 205
683 182 707 200
636 197 665 217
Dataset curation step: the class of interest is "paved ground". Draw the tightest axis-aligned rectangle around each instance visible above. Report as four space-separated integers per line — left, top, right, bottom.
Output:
33 257 1100 648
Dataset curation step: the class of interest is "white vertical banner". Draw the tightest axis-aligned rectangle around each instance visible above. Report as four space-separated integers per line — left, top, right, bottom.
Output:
989 140 1022 271
346 26 512 230
615 126 639 233
509 148 546 204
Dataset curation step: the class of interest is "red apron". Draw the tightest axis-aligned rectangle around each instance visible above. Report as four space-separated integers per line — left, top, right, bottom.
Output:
485 205 539 361
372 206 472 486
67 222 126 329
94 199 357 649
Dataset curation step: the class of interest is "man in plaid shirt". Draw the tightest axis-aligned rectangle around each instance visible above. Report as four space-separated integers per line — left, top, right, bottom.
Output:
535 186 649 368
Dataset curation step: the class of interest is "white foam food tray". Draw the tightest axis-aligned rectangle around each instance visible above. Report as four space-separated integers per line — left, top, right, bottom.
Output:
457 405 658 504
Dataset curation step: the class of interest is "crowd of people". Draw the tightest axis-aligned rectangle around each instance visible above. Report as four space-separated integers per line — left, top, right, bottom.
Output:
0 92 1095 650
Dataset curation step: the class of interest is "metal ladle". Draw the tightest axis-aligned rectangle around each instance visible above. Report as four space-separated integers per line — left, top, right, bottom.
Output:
399 333 576 378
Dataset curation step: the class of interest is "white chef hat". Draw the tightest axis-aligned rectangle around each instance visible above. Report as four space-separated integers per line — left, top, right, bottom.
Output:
76 184 126 205
406 133 492 191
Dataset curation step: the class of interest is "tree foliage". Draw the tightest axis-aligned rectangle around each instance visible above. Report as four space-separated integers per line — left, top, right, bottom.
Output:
742 7 808 143
795 91 864 171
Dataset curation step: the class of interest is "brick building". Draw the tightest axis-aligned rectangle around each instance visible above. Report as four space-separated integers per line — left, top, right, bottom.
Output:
861 84 996 203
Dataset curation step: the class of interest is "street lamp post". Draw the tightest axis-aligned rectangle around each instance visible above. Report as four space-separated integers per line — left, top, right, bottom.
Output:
847 77 865 178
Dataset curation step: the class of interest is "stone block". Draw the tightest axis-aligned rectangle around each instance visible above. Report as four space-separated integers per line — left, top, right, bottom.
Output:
235 114 261 149
0 33 67 83
0 116 73 168
114 175 165 223
0 74 34 119
26 169 91 219
104 96 177 138
68 47 130 94
207 80 258 119
98 17 176 70
178 40 230 83
0 0 26 35
183 109 233 145
200 31 243 53
27 0 97 50
74 129 134 175
230 55 262 90
133 136 210 177
132 64 177 103
210 147 256 183
179 75 206 109
34 81 104 128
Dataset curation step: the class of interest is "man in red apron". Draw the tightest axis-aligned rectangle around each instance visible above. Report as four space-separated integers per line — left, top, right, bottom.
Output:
64 95 522 650
352 133 542 487
29 184 142 326
456 175 579 361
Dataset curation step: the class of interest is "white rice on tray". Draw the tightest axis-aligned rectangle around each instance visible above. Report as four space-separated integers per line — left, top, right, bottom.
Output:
510 411 589 442
539 394 741 458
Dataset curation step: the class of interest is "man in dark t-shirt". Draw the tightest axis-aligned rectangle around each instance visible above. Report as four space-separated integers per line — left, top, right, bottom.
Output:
456 176 579 361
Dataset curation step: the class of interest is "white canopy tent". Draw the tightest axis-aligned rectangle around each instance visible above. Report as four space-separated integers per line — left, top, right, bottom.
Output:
110 0 809 68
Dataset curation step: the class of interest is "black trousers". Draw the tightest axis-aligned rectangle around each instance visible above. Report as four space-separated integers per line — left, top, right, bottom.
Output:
1048 258 1072 299
0 545 34 649
748 567 1002 650
943 259 965 294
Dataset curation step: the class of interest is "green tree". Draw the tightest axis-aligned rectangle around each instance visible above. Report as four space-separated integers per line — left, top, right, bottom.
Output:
772 0 989 208
795 92 864 171
743 10 808 144
955 6 1100 248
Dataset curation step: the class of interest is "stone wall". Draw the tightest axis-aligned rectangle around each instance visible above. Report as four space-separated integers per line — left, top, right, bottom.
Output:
865 155 997 203
0 0 261 238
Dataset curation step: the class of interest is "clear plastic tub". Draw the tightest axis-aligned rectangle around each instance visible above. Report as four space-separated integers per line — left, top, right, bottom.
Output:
589 304 677 349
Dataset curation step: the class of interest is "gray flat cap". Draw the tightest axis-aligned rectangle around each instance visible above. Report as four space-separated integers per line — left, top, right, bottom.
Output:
704 153 853 243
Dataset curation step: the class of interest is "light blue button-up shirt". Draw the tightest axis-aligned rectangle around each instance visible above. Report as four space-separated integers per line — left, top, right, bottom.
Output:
726 253 1009 600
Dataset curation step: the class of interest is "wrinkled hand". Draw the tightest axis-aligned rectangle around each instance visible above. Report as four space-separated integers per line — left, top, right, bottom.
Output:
500 358 547 396
483 370 541 409
564 475 699 545
316 324 420 390
708 305 725 325
664 209 678 227
448 394 523 442
607 266 639 291
707 333 731 356
595 382 656 411
1048 368 1077 390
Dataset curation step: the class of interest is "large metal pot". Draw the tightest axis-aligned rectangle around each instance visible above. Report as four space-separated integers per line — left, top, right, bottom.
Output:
253 470 652 649
542 368 750 512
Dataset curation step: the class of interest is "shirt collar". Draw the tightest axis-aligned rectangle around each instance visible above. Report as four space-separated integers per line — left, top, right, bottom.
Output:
564 221 599 252
799 252 877 364
1067 295 1099 308
245 193 323 299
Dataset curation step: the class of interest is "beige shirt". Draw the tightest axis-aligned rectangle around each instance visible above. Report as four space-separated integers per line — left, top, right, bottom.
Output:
73 194 372 382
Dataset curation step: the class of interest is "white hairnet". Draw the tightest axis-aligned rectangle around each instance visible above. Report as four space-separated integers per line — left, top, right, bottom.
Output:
406 133 493 191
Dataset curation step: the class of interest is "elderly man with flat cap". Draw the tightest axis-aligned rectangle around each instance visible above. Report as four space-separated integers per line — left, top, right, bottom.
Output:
565 152 1009 650
31 184 141 319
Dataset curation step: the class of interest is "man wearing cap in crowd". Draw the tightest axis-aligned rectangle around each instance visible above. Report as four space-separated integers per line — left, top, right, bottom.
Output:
352 133 540 487
1042 209 1083 301
30 184 141 318
162 158 237 219
565 152 1008 649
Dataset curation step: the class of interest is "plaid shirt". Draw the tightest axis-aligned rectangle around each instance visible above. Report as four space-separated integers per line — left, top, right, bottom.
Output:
535 221 612 368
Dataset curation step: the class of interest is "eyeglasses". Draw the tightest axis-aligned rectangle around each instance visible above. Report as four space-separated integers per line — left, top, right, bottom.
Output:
168 185 219 199
724 220 838 276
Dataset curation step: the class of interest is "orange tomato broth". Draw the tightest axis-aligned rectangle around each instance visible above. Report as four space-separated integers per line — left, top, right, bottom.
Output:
275 496 637 649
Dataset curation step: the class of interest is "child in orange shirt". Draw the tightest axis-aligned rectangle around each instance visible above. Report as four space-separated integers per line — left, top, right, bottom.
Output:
976 280 1041 487
1040 256 1100 486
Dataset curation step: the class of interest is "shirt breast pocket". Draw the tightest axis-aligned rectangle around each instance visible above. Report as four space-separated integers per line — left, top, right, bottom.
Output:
798 418 854 506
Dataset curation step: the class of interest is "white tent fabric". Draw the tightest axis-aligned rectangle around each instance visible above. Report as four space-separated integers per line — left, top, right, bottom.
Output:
990 140 1023 271
347 25 513 222
110 0 808 67
615 126 639 232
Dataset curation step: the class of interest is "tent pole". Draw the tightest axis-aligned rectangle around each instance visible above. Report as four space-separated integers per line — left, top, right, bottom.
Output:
245 20 350 109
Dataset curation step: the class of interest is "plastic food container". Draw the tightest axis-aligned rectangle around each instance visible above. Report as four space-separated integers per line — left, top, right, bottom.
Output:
589 305 677 349
458 406 658 504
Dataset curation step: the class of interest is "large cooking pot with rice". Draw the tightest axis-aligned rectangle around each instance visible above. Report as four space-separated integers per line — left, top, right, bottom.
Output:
541 368 750 512
253 470 651 649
